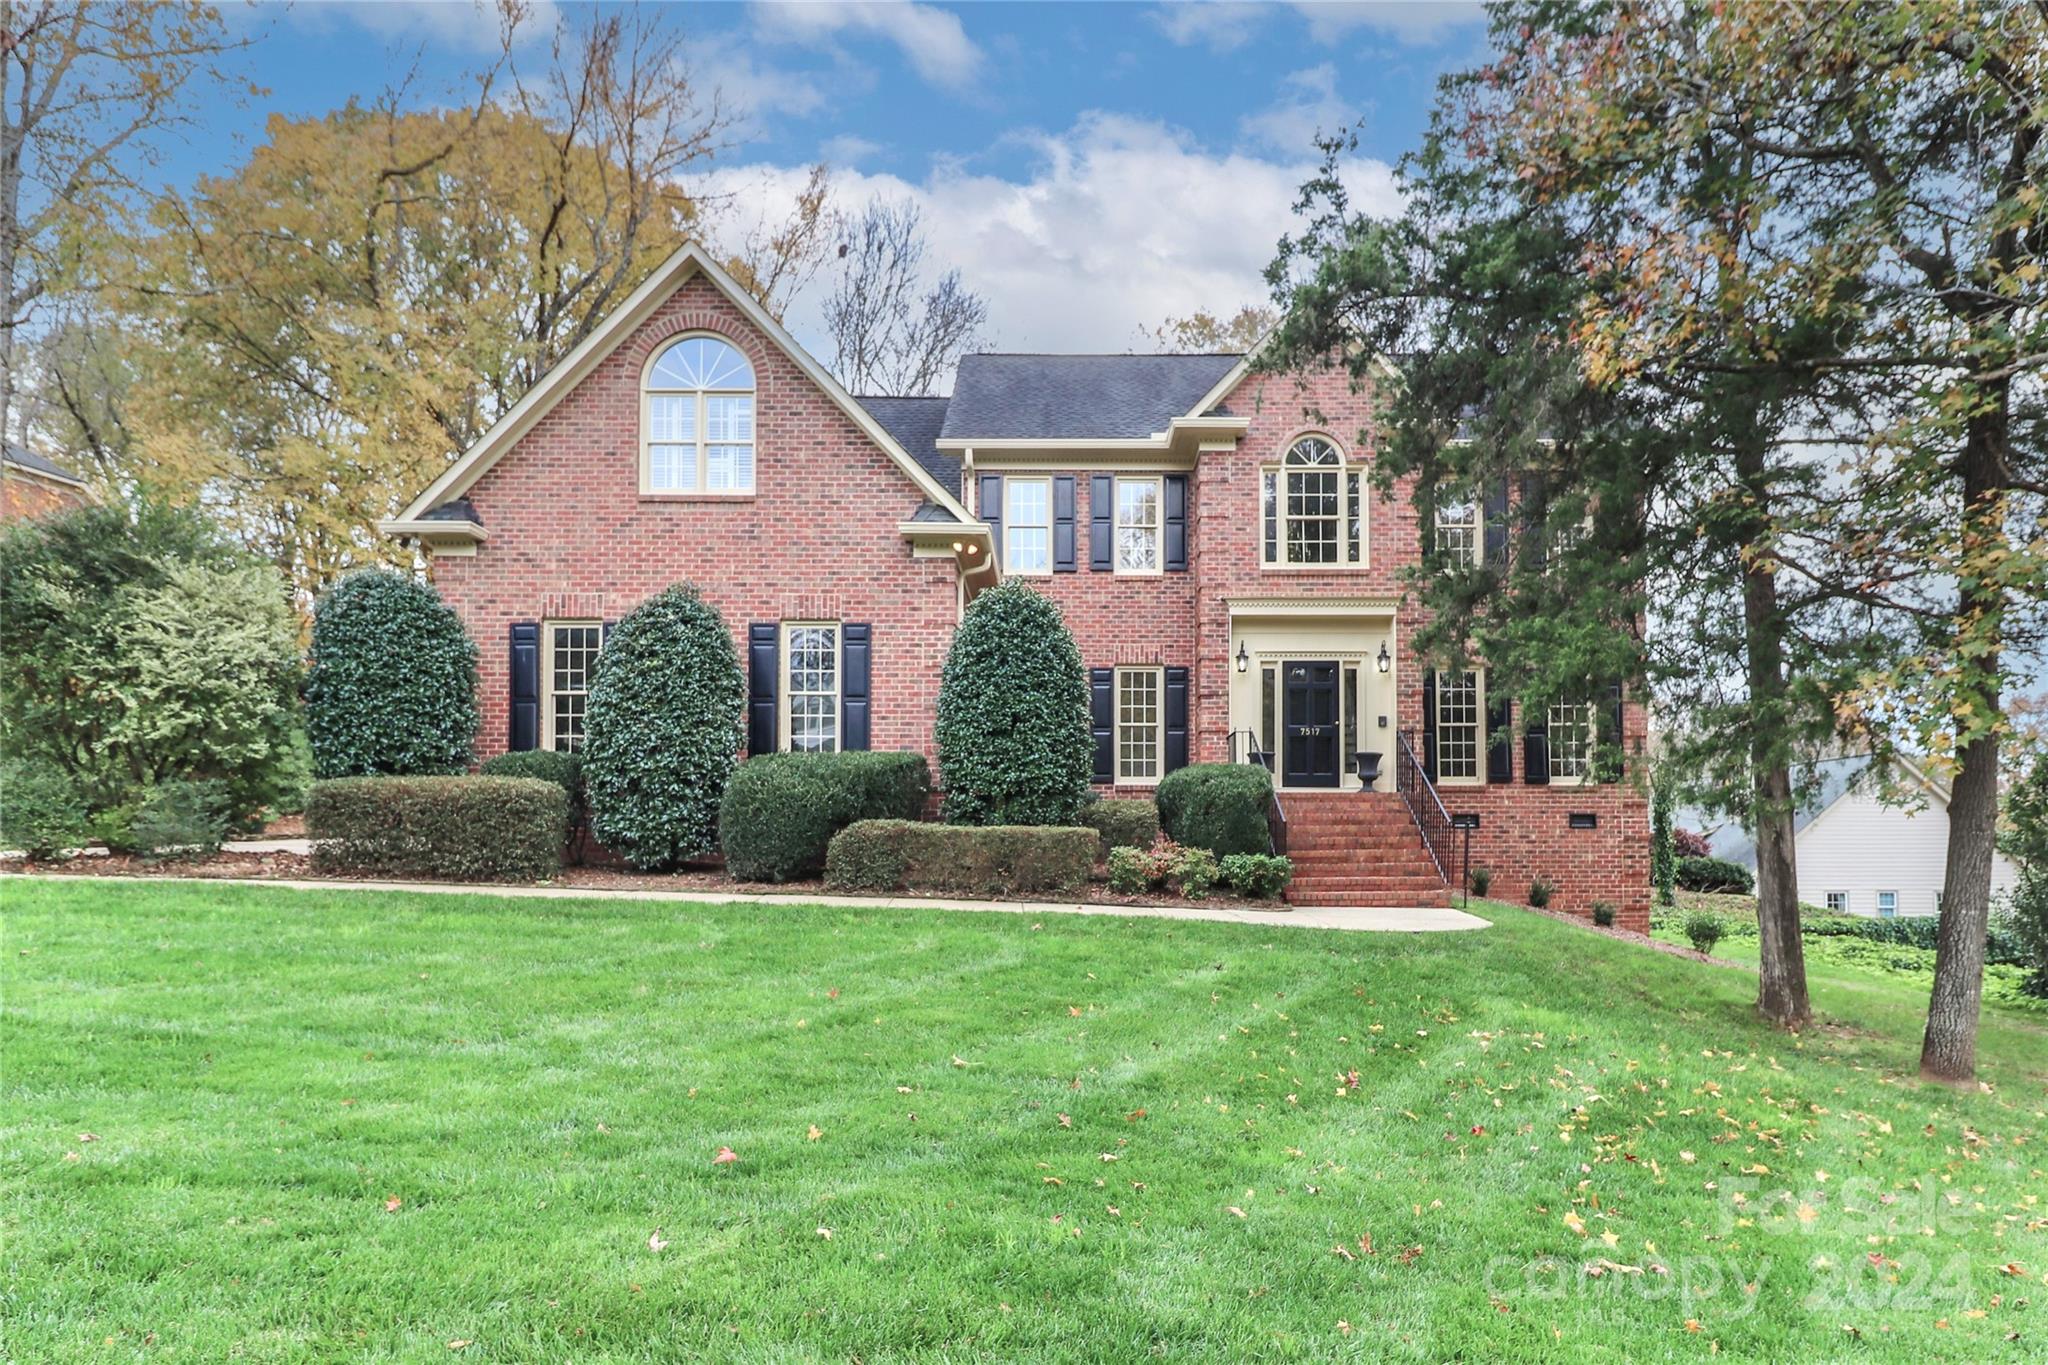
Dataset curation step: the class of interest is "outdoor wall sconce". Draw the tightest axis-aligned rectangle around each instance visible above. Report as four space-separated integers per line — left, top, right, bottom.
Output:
1235 641 1250 674
1375 641 1391 673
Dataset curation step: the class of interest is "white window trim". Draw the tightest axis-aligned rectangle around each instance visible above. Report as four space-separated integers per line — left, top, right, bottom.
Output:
1003 476 1053 577
1258 434 1368 571
1113 475 1164 576
1434 668 1485 787
1825 891 1848 914
1876 890 1899 918
639 334 757 497
541 619 603 753
1436 495 1479 571
1114 665 1165 786
1546 700 1596 786
779 621 842 753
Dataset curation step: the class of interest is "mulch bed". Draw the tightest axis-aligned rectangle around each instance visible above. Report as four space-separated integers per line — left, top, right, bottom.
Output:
1 849 1294 914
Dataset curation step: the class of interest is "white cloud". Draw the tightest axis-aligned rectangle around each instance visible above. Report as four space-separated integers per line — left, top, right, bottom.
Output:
702 113 1400 358
1288 2 1487 45
1238 63 1358 156
309 0 558 55
820 133 885 166
752 1 983 90
696 36 830 130
1149 1 1263 53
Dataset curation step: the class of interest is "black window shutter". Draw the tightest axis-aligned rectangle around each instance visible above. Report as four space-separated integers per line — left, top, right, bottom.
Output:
509 622 540 752
842 624 872 751
1052 476 1077 572
1482 477 1510 565
979 474 1004 568
1164 666 1189 772
748 622 779 756
1599 681 1624 782
1421 669 1438 780
1089 473 1113 571
1089 667 1114 782
1486 689 1514 784
1523 705 1550 785
1163 474 1188 571
1519 472 1549 570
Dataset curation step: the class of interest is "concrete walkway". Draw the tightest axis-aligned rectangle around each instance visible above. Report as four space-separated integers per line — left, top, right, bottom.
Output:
12 872 1493 933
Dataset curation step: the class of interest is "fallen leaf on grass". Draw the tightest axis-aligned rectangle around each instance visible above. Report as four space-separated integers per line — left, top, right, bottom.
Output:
1058 1114 1072 1129
384 1195 403 1213
1125 1109 1146 1122
816 1227 833 1240
713 1146 739 1165
807 1125 823 1142
951 1055 971 1069
1563 1211 1587 1237
448 1341 473 1351
77 1132 99 1143
649 1232 669 1252
1226 1206 1247 1219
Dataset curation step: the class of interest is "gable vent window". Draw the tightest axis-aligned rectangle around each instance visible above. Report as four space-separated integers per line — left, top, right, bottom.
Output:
644 335 756 494
1261 435 1364 567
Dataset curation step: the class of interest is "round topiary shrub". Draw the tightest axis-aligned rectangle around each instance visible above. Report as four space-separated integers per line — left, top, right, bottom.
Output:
1155 763 1273 857
581 584 744 869
935 581 1093 826
306 570 478 778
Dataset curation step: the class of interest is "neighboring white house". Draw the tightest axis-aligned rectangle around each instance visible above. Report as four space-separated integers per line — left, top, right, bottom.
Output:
1703 755 2020 918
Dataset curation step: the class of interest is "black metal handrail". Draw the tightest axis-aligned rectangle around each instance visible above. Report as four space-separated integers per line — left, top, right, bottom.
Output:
1226 728 1287 856
1394 729 1454 886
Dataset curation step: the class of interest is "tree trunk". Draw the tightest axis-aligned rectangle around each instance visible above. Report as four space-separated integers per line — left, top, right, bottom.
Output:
1919 404 2007 1084
1736 440 1811 1028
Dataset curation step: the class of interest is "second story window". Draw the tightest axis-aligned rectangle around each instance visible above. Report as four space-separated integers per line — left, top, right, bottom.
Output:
1262 436 1363 567
644 335 756 494
1005 477 1052 574
1436 494 1479 570
1115 477 1161 573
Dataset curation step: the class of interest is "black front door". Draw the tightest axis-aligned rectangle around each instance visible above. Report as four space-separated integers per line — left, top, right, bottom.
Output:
1282 660 1341 788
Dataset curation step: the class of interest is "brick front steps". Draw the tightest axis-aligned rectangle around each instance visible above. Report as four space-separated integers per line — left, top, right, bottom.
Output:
1282 791 1452 908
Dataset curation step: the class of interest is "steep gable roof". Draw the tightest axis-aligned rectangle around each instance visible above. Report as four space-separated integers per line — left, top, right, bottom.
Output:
939 353 1244 442
385 242 973 532
3 442 86 487
857 395 957 497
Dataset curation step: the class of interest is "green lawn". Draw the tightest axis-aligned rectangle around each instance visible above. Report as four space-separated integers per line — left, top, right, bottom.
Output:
4 879 2045 1362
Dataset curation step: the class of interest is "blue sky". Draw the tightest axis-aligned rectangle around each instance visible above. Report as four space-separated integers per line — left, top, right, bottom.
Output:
182 2 1491 352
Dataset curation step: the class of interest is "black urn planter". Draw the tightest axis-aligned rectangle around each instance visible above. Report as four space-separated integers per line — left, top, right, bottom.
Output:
1353 751 1384 791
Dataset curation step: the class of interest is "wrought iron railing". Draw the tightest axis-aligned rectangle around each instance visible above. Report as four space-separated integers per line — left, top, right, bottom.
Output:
1395 729 1454 887
1226 728 1286 856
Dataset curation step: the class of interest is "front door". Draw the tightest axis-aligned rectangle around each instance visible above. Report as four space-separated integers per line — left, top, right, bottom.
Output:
1282 660 1341 788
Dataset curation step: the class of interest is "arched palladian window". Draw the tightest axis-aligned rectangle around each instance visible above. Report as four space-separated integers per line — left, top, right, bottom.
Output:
643 335 756 493
1260 435 1363 566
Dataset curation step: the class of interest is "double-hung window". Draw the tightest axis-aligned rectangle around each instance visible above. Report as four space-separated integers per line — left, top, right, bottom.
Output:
783 622 840 753
1435 670 1483 783
1877 890 1898 918
544 621 603 752
1261 436 1363 567
1824 891 1848 914
1115 477 1162 573
644 335 756 494
1004 477 1052 574
1115 667 1163 784
1436 494 1479 570
1547 701 1595 784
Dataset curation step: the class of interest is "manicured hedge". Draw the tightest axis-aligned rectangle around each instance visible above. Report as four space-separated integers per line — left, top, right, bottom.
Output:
480 750 586 853
306 570 478 779
825 820 1096 898
1675 854 1753 894
1081 798 1159 859
308 776 566 882
1804 910 2026 966
720 751 931 882
1155 763 1273 857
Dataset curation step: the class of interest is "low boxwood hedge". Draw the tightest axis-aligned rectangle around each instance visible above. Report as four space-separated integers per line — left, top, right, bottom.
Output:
308 776 566 882
1675 854 1754 894
480 750 587 859
1081 798 1159 859
1155 763 1272 857
720 751 931 882
825 820 1096 898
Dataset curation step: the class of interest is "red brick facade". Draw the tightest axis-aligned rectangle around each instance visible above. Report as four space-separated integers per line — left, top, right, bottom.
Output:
1 467 91 523
413 258 1649 928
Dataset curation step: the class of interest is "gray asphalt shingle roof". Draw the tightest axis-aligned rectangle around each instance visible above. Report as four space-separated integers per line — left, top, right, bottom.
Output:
938 353 1243 441
858 395 959 498
3 441 83 484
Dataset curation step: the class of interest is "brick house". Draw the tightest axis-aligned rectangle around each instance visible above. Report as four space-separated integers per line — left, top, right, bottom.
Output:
383 243 1649 925
2 443 93 523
